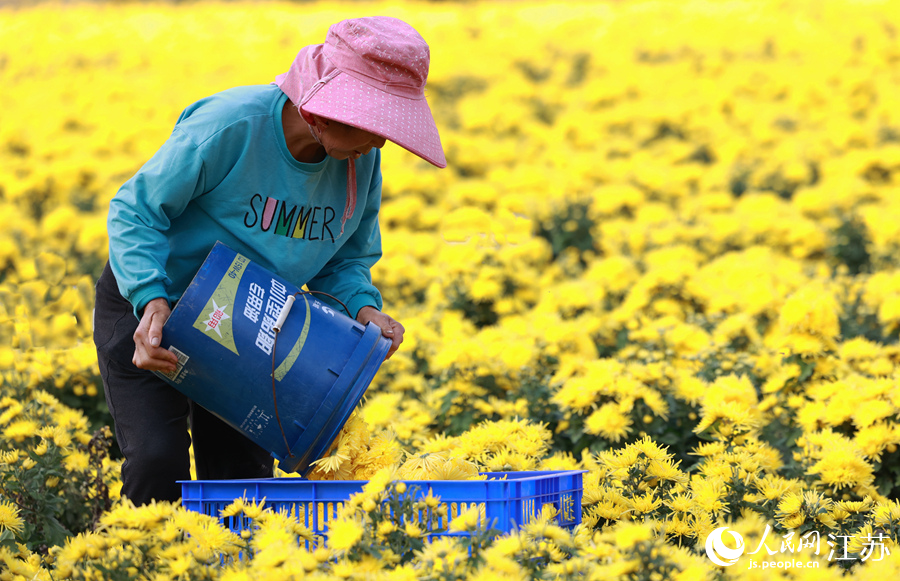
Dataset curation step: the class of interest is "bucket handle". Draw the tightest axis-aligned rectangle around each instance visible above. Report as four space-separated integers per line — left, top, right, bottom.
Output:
271 291 350 460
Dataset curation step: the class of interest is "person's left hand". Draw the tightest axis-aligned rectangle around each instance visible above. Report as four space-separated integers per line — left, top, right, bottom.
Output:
356 306 404 360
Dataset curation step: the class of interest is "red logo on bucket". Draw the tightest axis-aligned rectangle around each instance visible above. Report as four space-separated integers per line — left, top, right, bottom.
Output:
203 300 231 337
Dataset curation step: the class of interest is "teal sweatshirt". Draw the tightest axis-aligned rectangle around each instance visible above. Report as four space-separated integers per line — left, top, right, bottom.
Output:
107 84 383 319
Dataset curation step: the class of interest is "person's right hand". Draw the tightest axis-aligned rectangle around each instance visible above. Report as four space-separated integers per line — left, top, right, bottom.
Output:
132 297 178 372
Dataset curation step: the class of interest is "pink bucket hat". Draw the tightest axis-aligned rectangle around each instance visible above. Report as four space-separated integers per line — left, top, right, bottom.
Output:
275 17 446 169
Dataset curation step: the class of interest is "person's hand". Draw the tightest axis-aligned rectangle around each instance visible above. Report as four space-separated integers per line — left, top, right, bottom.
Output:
356 306 404 360
133 298 179 372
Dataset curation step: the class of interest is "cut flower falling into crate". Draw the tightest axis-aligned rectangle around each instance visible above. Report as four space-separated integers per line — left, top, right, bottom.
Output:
3 0 900 579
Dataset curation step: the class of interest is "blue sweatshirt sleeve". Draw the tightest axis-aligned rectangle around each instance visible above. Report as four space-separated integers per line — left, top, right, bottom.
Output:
107 126 206 317
306 159 384 319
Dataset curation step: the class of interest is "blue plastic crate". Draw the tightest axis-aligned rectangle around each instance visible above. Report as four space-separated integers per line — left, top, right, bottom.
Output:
181 470 586 544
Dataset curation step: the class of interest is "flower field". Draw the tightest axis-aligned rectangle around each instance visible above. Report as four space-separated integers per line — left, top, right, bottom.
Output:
3 0 900 578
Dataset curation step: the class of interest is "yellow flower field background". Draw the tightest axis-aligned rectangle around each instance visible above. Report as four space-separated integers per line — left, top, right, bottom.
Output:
3 0 900 579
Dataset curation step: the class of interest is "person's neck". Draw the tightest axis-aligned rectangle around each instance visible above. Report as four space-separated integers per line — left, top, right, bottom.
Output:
282 100 326 163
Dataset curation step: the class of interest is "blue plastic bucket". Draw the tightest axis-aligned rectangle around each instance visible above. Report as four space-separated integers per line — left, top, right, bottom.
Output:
153 241 391 475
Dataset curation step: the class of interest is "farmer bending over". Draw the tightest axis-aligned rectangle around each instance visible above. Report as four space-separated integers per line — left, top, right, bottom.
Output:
93 17 445 505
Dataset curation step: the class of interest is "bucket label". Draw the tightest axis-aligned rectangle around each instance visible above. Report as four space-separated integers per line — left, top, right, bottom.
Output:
192 254 249 354
248 278 290 356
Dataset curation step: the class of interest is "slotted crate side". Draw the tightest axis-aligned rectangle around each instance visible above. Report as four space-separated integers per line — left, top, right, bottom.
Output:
181 470 586 541
182 478 365 538
498 470 583 529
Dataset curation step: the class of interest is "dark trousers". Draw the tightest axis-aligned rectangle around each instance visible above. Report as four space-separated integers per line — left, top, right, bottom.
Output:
93 262 273 505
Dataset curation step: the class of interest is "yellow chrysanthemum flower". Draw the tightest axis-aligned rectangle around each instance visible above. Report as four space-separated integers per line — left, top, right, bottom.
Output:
0 500 24 535
646 458 688 486
689 477 728 515
807 445 875 490
327 518 364 552
778 282 841 340
584 402 633 442
62 450 90 472
613 522 653 549
398 451 450 480
3 419 38 442
873 500 900 529
430 457 481 481
219 498 245 519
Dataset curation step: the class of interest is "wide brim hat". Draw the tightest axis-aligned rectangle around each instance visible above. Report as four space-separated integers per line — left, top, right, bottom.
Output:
275 17 446 168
